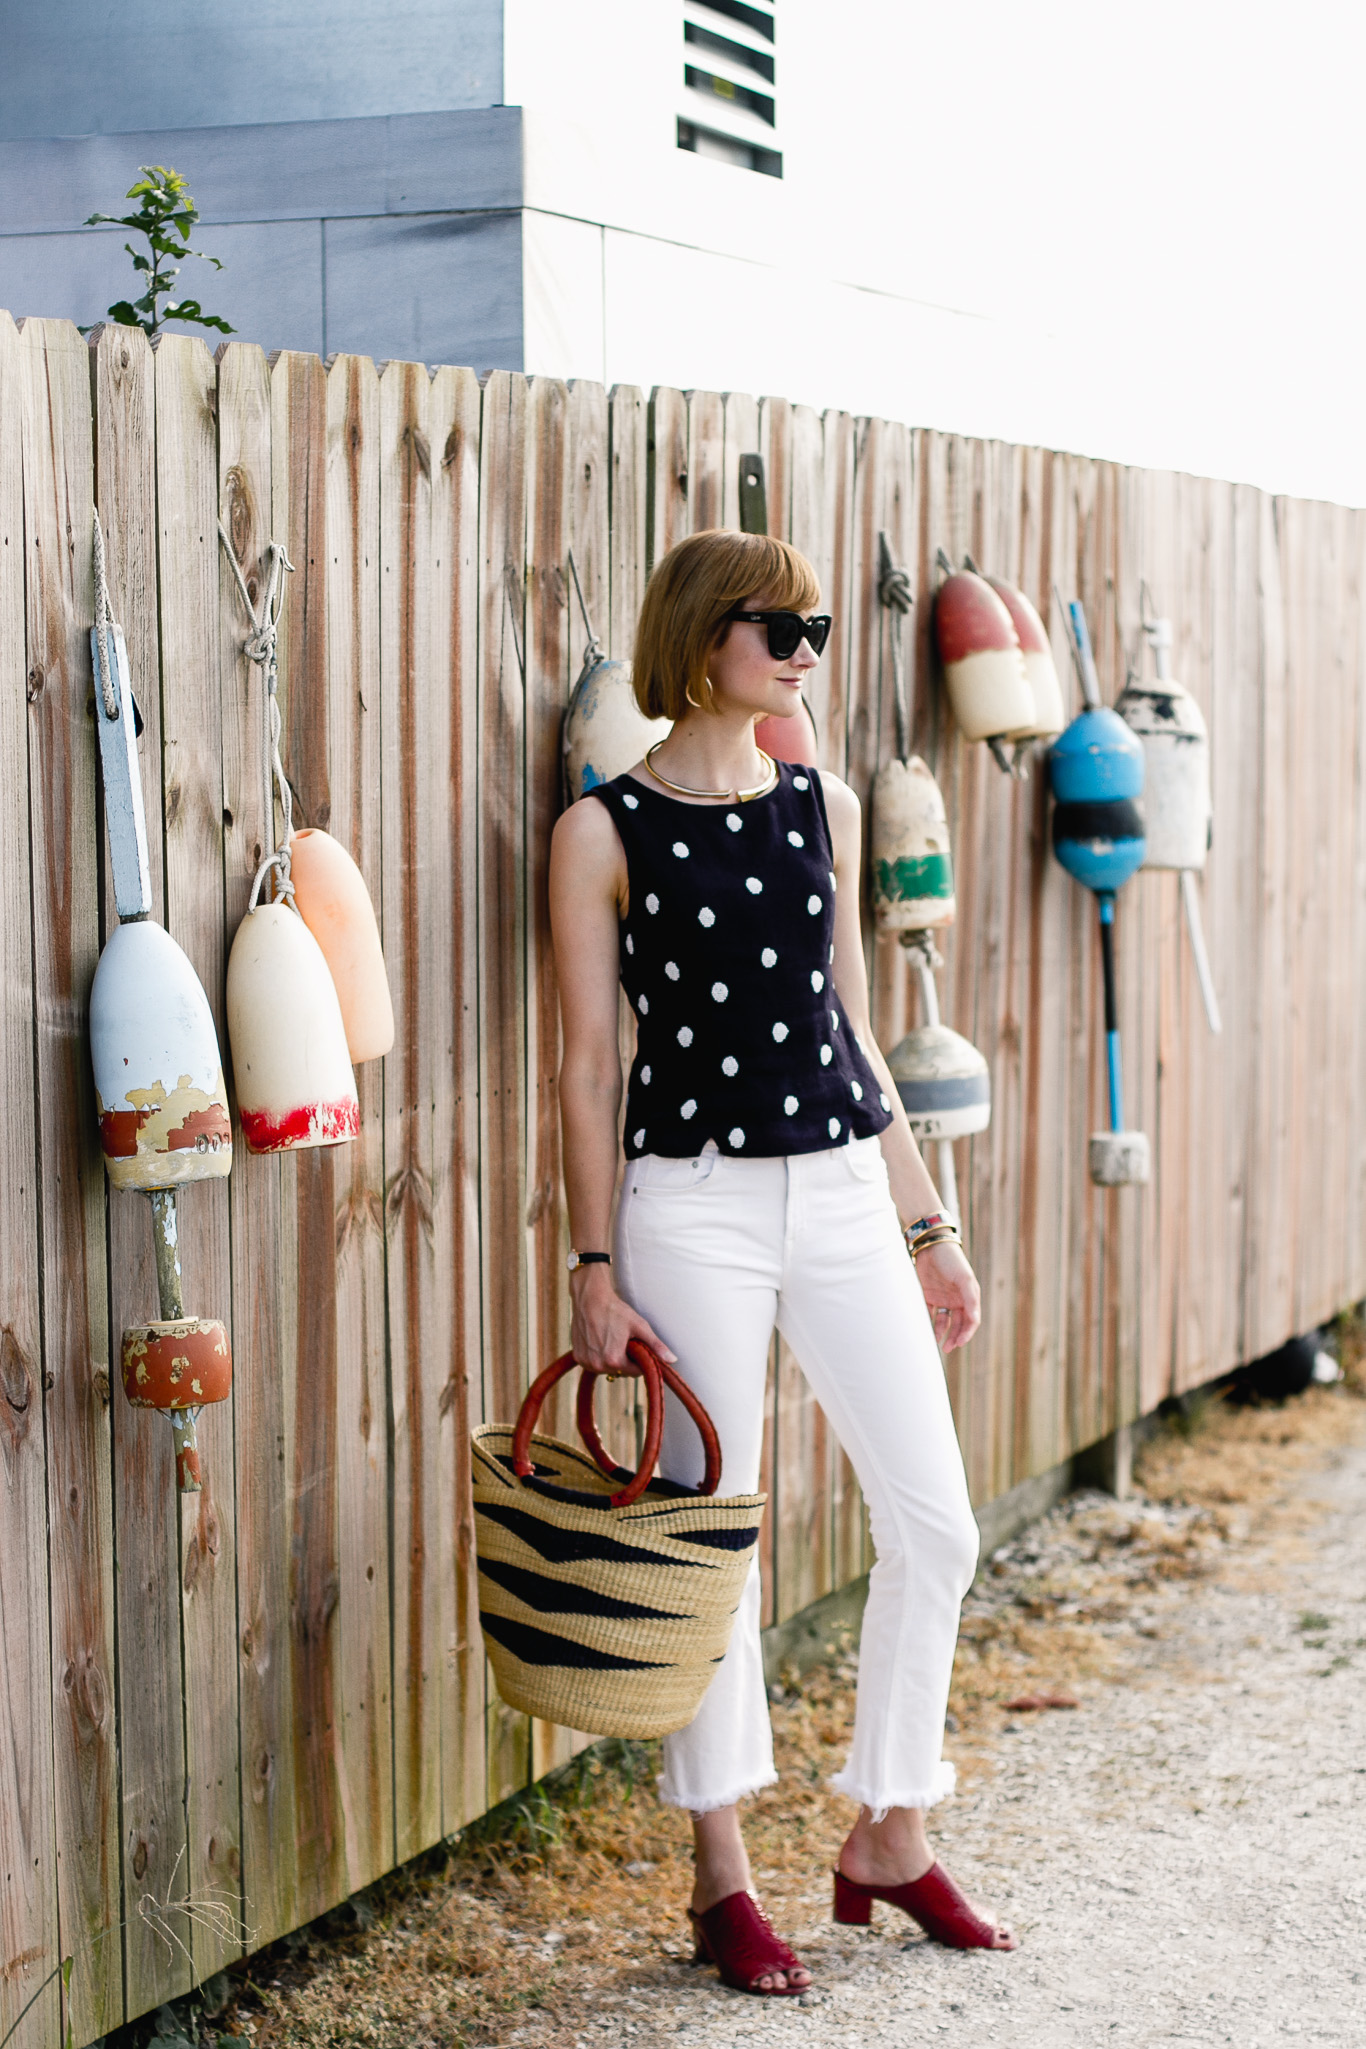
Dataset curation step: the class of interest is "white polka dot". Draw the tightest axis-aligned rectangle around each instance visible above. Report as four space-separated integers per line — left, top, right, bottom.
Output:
665 961 680 981
851 1081 863 1100
641 1065 652 1084
672 841 690 859
787 830 805 848
677 1027 693 1049
711 981 729 1003
879 1092 890 1111
811 970 824 992
829 871 837 889
728 1127 746 1148
828 1117 841 1139
638 994 649 1014
721 1055 739 1077
646 893 660 914
829 944 836 963
625 933 634 955
761 947 778 968
622 792 639 809
633 1129 645 1147
746 876 763 895
680 1099 697 1120
831 1011 840 1030
772 1022 789 1043
784 1095 799 1116
726 813 742 832
807 894 822 915
820 1045 833 1066
793 775 810 790
698 906 716 927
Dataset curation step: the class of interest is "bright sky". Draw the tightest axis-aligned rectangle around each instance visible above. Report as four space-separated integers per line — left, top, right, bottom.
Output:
781 0 1366 504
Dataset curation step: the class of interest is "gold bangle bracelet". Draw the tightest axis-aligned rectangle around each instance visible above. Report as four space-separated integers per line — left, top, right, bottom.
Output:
910 1229 961 1260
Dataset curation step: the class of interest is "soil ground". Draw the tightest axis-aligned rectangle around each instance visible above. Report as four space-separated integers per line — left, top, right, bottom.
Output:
125 1342 1366 2049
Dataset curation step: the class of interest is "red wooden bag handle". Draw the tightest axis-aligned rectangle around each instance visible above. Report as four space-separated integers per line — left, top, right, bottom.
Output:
511 1344 723 1509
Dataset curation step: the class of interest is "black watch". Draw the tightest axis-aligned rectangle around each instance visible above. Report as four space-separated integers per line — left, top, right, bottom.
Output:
566 1250 611 1271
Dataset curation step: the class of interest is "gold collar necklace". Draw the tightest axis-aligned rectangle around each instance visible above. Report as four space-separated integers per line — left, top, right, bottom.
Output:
643 741 778 803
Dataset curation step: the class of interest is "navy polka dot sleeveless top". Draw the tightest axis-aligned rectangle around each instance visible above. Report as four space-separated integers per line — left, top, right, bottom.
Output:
589 763 894 1160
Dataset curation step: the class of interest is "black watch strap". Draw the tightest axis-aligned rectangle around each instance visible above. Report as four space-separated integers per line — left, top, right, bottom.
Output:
568 1250 612 1271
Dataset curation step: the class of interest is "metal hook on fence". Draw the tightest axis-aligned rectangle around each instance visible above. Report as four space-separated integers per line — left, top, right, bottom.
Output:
566 549 604 670
216 519 296 908
91 509 120 721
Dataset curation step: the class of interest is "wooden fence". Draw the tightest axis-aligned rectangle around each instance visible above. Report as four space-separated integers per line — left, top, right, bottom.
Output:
3 309 1364 2048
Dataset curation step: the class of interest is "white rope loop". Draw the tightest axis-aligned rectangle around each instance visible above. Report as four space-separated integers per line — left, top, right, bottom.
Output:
877 531 914 761
217 519 297 911
91 508 120 721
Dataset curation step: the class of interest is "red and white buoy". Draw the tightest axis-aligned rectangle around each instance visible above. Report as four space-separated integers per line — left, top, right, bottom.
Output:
226 901 360 1153
985 577 1065 745
933 568 1035 763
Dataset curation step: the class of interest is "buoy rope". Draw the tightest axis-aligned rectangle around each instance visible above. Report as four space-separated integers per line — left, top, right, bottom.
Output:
216 520 297 910
566 548 605 670
877 531 914 761
91 509 120 721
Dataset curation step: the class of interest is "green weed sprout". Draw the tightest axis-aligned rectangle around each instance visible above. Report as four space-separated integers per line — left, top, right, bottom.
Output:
84 165 234 337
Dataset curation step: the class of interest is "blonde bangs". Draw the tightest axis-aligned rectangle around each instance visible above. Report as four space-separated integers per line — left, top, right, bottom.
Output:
632 532 822 722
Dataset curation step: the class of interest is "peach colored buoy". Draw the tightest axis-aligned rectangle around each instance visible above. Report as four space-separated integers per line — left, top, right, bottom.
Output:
226 901 360 1153
755 696 819 766
288 828 395 1062
985 577 1066 742
933 571 1034 742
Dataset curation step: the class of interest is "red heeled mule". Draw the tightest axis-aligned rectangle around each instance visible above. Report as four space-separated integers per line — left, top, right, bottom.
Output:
833 1864 1016 1949
689 1889 812 1995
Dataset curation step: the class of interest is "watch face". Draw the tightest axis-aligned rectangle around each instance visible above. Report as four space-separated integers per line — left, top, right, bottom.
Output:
566 1251 580 1271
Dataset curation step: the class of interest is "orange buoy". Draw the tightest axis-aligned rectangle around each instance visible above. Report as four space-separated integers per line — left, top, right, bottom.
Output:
933 571 1034 743
226 901 360 1153
755 696 819 766
985 578 1065 742
288 828 395 1062
121 1315 232 1491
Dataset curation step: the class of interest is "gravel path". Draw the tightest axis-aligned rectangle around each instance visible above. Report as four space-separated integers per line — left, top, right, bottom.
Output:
577 1429 1366 2048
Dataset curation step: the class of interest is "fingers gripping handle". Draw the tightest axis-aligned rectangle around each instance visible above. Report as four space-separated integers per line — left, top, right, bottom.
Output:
511 1346 723 1508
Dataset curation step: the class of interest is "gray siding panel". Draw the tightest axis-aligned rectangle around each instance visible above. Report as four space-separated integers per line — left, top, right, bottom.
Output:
323 210 522 369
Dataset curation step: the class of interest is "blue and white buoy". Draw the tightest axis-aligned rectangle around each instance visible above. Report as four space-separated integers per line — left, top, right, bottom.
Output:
1049 602 1151 1187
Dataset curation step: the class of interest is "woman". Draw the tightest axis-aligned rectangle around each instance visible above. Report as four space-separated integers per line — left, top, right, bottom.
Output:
549 530 1015 1995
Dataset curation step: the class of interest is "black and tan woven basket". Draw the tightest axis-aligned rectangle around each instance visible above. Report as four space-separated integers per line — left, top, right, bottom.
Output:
472 1345 766 1739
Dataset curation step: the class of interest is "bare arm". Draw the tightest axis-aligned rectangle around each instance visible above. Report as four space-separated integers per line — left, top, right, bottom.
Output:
820 771 982 1353
549 796 676 1370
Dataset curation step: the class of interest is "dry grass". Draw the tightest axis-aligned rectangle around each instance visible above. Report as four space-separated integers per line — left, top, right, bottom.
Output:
120 1318 1366 2049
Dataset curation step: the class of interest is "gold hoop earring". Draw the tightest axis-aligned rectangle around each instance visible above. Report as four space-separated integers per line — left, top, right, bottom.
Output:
685 683 706 711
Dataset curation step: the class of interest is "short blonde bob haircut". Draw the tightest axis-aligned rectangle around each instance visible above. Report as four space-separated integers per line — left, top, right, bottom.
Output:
632 531 821 722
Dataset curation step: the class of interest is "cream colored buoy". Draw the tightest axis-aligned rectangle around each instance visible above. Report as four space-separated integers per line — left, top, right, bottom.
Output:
933 571 1035 743
886 1023 991 1141
90 919 232 1191
226 901 360 1153
564 655 672 801
986 578 1065 742
289 828 395 1062
871 756 955 933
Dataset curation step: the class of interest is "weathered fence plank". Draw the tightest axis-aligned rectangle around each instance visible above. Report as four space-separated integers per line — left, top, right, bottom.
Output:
0 309 60 2049
153 330 243 1980
19 318 121 2046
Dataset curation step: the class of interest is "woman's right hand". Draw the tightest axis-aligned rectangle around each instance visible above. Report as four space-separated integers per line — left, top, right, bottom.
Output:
570 1264 676 1373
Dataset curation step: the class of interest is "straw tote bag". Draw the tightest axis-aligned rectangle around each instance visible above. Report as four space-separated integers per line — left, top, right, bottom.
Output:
471 1342 767 1739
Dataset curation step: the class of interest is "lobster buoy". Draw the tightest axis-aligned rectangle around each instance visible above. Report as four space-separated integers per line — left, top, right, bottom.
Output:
755 695 819 766
886 1022 990 1140
985 578 1065 742
90 920 232 1191
933 571 1035 744
226 901 360 1153
121 1316 232 1489
1048 707 1147 894
288 828 395 1062
871 756 955 933
564 655 672 801
1115 621 1211 872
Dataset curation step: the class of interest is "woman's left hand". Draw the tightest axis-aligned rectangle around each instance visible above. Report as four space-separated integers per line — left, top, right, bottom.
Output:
913 1239 981 1353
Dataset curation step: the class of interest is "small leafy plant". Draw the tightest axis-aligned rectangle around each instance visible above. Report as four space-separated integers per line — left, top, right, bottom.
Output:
84 165 234 337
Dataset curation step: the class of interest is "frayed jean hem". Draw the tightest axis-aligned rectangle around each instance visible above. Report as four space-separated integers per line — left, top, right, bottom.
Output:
657 1768 779 1815
829 1757 957 1823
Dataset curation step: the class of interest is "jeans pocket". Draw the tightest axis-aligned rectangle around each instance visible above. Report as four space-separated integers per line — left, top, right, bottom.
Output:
627 1143 721 1196
842 1135 888 1184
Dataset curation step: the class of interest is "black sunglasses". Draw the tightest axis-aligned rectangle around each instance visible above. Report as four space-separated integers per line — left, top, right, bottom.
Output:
726 608 833 660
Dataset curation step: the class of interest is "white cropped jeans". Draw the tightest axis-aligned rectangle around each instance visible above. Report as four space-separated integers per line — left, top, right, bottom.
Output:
614 1136 980 1819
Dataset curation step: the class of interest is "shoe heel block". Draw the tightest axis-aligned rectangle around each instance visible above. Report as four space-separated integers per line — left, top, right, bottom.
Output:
831 1870 873 1926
